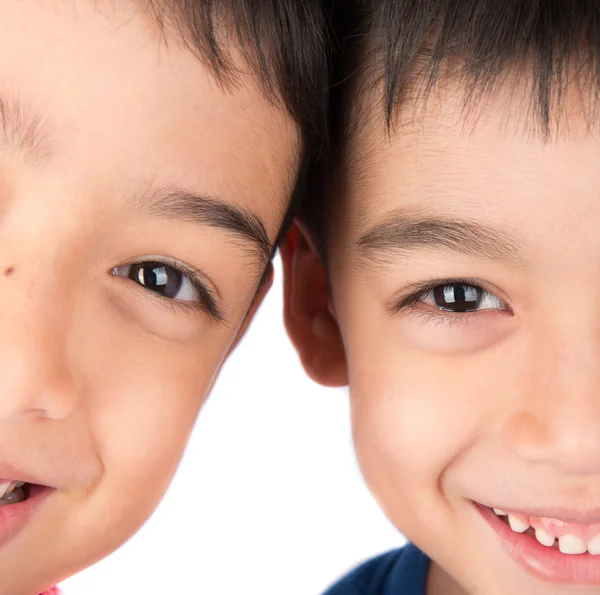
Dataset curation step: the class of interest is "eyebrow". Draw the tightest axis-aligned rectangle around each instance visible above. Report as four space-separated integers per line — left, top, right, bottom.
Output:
0 96 49 163
139 187 273 264
356 212 525 267
0 94 274 265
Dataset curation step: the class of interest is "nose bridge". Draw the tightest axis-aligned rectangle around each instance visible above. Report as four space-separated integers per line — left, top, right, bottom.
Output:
506 325 600 475
0 235 79 421
0 178 95 422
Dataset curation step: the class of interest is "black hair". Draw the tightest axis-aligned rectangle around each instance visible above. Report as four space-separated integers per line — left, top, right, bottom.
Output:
146 0 330 156
144 0 333 261
302 0 600 253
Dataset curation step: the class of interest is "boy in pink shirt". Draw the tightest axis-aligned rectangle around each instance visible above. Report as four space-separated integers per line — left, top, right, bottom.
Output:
0 1 328 593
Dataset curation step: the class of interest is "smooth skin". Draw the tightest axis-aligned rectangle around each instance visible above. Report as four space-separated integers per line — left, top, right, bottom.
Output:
0 2 298 594
283 76 600 595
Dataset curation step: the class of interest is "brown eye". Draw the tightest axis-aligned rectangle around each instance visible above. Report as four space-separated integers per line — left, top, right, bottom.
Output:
434 284 480 312
130 263 181 297
422 283 503 313
111 262 199 301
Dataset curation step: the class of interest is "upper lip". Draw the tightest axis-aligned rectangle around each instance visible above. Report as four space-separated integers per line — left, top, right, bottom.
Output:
477 501 600 524
0 430 102 492
0 462 48 488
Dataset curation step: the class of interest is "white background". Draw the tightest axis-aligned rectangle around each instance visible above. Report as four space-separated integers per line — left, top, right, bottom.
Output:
61 258 404 594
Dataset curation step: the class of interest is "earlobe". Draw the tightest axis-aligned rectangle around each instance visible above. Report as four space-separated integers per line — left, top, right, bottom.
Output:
281 221 348 388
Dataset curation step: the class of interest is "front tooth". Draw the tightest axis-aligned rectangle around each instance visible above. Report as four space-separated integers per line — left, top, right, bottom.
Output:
535 528 555 547
559 534 587 555
3 482 17 495
588 535 600 555
493 508 507 516
508 514 529 533
0 483 10 499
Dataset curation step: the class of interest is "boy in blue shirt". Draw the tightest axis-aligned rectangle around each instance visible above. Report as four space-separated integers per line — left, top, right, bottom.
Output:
282 0 600 593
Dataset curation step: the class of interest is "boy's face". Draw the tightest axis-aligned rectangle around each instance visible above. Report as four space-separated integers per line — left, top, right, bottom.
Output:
0 2 298 593
284 79 600 594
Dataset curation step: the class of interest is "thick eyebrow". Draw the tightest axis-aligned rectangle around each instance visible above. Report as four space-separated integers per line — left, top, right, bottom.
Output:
0 96 49 163
357 212 525 268
139 187 273 264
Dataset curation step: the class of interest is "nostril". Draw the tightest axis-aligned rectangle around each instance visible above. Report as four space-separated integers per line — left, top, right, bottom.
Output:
3 266 14 276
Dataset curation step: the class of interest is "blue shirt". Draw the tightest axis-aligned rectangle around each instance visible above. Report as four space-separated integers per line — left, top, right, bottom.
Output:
323 544 429 595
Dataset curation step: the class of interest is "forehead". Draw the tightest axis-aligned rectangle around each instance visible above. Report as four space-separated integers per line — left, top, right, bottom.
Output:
343 76 600 232
0 1 299 230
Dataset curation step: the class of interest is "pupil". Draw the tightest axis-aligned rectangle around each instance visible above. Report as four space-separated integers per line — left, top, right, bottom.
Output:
434 284 481 312
131 263 182 298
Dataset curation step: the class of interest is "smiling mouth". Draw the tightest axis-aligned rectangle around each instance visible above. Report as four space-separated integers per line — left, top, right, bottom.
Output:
476 503 600 585
0 480 52 551
491 507 600 555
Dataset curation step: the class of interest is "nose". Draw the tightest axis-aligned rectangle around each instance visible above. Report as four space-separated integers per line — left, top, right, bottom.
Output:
505 329 600 476
0 278 79 421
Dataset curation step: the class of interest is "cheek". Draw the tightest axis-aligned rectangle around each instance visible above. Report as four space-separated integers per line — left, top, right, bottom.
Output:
344 331 508 528
10 302 241 589
98 355 216 491
76 320 233 532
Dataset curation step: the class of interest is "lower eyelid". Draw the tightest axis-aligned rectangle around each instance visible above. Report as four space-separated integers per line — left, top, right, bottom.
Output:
396 296 509 320
411 305 510 328
126 281 211 320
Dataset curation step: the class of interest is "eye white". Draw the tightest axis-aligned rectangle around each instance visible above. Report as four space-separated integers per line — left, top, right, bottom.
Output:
478 290 503 310
172 275 198 302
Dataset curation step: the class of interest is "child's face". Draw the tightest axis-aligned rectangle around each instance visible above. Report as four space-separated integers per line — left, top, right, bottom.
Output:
284 79 600 594
0 2 298 593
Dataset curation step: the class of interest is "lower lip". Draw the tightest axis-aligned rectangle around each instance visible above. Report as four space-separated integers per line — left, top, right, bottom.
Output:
0 484 53 549
477 503 600 585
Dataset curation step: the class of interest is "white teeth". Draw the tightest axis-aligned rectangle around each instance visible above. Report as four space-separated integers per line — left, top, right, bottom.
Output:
0 482 25 501
508 514 530 533
534 528 555 547
3 482 17 496
559 534 587 555
588 535 600 555
497 507 600 555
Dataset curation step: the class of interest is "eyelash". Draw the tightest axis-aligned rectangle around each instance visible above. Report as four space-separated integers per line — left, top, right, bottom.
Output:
111 257 225 323
391 278 511 321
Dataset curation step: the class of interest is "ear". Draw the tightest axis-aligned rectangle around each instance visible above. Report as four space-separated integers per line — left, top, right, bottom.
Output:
281 221 348 387
227 264 274 356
